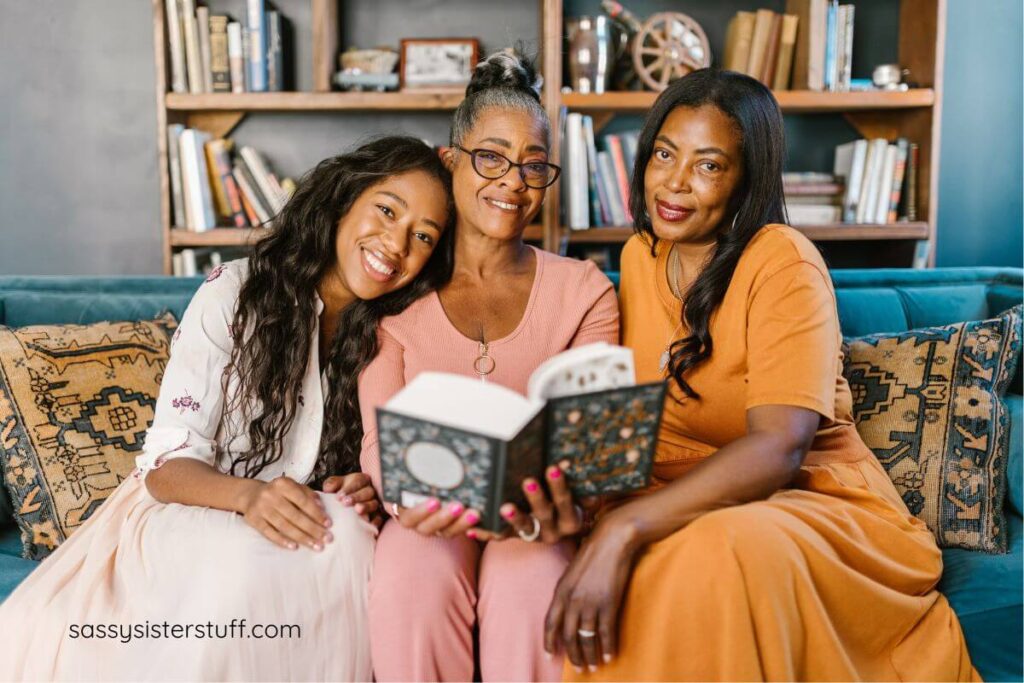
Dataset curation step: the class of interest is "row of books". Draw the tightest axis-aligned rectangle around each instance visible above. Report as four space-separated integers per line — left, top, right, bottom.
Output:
725 1 855 93
173 248 226 277
561 113 638 230
167 125 294 231
787 0 856 92
833 138 917 224
723 10 799 90
166 0 290 94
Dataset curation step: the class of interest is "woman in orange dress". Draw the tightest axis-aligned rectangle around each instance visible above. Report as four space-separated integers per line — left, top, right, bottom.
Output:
545 69 978 681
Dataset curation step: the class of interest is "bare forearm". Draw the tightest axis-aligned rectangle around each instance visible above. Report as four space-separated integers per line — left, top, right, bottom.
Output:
144 458 262 513
612 431 806 551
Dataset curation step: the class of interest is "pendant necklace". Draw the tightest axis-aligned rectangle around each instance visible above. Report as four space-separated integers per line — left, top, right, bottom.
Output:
473 335 496 382
659 245 685 374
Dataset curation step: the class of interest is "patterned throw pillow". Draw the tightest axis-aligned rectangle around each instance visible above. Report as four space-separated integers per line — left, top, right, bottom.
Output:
843 305 1022 552
0 314 177 559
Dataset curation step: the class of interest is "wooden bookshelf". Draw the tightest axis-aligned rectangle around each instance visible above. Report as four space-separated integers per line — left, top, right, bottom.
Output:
561 89 937 114
152 0 946 272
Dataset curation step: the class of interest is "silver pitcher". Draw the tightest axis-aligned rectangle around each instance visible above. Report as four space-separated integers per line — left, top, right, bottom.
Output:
566 16 627 94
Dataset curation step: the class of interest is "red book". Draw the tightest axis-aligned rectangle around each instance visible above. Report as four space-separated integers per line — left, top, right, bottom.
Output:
605 135 632 224
207 139 248 227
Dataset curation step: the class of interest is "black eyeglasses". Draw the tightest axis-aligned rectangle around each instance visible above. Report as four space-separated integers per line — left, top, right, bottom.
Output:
456 146 561 189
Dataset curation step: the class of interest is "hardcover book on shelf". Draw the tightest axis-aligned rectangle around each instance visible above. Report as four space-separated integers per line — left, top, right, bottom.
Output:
786 0 827 91
885 138 909 224
167 124 186 229
228 22 245 93
746 9 776 84
581 116 607 227
179 128 217 231
209 15 232 93
239 146 284 213
265 10 293 92
856 139 888 224
181 0 204 95
873 145 898 225
197 5 213 93
233 162 272 225
245 0 267 92
834 139 868 223
772 14 799 90
823 0 837 91
565 113 589 230
723 11 756 73
166 0 188 93
605 135 632 223
760 12 783 86
205 139 249 228
377 344 666 531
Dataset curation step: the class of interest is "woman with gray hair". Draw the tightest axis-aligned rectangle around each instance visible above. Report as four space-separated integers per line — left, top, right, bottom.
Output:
357 49 619 681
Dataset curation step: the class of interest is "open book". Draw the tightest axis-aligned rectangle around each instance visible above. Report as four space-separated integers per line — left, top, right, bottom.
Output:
376 343 666 531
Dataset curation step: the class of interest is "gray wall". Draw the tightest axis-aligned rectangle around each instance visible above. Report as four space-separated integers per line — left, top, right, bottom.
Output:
0 0 1019 274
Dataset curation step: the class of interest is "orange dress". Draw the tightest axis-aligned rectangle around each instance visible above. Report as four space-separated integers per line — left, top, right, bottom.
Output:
568 226 977 681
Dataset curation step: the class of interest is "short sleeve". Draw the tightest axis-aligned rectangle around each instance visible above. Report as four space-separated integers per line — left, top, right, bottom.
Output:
358 327 407 496
135 266 241 478
745 261 839 420
569 260 620 347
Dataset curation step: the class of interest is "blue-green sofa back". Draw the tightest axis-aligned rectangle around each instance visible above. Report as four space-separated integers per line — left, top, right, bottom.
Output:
0 268 1020 680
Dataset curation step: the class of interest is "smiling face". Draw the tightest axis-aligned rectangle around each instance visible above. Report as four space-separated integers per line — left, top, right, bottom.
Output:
643 104 745 245
447 108 550 239
332 170 449 301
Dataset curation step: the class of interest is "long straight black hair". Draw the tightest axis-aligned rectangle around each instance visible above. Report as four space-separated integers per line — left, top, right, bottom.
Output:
227 136 455 484
629 69 788 399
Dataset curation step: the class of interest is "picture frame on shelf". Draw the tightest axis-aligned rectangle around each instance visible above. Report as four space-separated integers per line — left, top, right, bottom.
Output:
399 38 480 90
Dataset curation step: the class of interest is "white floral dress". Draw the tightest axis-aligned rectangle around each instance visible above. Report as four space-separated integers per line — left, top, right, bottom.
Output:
0 259 376 681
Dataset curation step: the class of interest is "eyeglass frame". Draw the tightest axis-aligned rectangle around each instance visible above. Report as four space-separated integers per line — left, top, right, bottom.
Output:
454 146 562 189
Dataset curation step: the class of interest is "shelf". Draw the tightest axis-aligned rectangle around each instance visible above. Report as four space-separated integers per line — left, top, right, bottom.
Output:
169 228 265 247
165 91 464 112
540 223 928 244
562 89 936 114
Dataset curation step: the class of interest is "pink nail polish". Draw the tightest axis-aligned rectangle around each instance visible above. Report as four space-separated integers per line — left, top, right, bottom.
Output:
525 480 540 493
548 468 562 480
466 530 478 539
502 506 517 520
323 533 333 543
465 511 480 525
448 502 464 516
426 499 441 512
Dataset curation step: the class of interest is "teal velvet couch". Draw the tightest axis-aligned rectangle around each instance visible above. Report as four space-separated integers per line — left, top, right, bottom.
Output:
0 268 1020 680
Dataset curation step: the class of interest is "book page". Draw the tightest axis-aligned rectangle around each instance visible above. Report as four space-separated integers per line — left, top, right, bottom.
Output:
526 343 636 401
384 372 541 441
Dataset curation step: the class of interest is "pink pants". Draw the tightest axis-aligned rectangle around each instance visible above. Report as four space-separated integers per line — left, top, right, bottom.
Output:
369 519 574 681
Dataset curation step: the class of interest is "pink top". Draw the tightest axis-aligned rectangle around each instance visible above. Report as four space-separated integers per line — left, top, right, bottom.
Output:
358 247 621 493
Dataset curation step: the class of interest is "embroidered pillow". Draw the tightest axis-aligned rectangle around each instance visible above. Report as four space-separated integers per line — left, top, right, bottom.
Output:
0 314 177 559
843 305 1022 552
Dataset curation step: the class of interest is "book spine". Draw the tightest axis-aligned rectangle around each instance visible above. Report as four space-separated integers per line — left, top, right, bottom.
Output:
840 5 855 91
234 170 261 227
204 142 230 217
209 15 231 93
266 11 284 92
581 116 604 227
245 0 267 92
843 139 868 223
172 252 184 277
824 0 837 91
181 0 204 94
565 114 587 230
745 9 775 82
855 140 880 224
761 13 783 86
208 140 248 227
181 248 198 276
597 152 627 226
730 12 756 75
165 0 188 93
874 145 898 225
167 124 186 229
196 6 213 93
240 146 283 213
904 143 919 221
227 22 245 93
233 160 272 224
832 4 847 92
180 129 217 231
772 14 799 90
606 135 632 223
886 139 909 224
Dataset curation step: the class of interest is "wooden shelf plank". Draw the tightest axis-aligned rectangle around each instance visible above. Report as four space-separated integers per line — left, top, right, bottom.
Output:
562 89 935 114
170 228 266 247
165 91 465 112
541 223 929 244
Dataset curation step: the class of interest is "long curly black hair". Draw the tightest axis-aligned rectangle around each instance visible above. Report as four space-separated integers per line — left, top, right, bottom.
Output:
225 136 455 483
630 69 788 399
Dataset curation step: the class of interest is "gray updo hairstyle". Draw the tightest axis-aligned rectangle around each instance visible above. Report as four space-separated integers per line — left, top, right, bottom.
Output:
449 49 549 148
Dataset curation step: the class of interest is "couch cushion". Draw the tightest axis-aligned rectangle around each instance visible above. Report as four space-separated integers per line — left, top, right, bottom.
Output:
898 285 990 329
835 289 910 336
940 513 1023 682
0 315 176 560
844 305 1023 552
1 292 192 327
0 525 35 603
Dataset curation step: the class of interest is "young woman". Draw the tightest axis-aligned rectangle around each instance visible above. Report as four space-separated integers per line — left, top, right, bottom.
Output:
358 51 619 681
0 136 455 681
544 69 977 681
